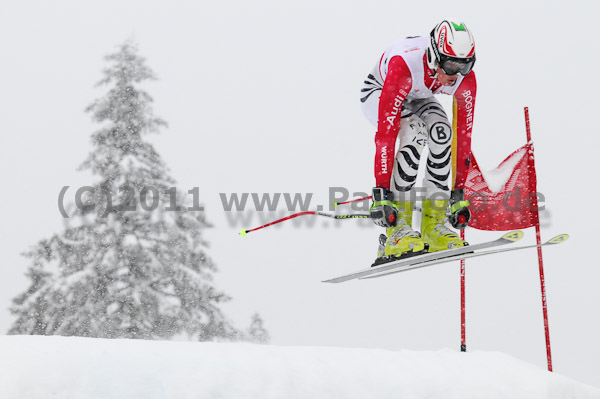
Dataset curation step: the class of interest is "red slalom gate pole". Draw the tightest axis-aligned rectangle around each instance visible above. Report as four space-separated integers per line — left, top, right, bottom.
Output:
524 106 553 372
460 228 466 352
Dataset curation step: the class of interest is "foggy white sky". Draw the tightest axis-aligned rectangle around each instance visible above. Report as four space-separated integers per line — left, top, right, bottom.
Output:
1 0 599 388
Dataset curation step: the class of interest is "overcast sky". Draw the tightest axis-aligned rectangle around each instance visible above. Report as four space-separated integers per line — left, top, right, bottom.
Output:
1 0 599 388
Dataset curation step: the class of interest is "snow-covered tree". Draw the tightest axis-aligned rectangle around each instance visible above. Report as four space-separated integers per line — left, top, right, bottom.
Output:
10 40 266 342
245 314 270 344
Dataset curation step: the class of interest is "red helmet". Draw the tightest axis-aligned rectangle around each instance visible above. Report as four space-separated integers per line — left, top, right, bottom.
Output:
427 20 476 76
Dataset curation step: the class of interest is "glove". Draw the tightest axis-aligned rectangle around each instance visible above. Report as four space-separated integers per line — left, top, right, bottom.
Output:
370 187 398 227
448 189 471 229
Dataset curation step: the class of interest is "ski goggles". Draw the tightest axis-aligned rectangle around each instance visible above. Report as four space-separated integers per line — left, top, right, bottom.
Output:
438 54 475 76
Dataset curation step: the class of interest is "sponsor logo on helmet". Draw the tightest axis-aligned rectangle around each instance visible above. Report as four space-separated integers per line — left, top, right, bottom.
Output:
438 26 446 52
438 24 457 56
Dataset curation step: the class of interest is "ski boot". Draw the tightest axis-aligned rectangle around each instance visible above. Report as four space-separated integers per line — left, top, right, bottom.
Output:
373 201 427 266
421 199 468 252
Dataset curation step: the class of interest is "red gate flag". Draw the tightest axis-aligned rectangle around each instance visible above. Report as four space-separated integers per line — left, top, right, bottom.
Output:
464 143 540 231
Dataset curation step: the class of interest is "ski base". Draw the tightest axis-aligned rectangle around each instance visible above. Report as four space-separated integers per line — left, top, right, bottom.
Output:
361 233 569 280
323 231 537 284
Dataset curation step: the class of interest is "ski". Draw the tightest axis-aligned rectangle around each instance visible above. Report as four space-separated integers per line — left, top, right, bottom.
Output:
322 230 525 284
360 233 569 280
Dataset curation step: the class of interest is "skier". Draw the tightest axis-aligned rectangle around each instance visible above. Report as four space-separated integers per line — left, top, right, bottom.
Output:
361 20 475 263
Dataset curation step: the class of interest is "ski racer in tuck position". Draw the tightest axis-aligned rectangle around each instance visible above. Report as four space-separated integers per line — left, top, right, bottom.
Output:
361 20 476 264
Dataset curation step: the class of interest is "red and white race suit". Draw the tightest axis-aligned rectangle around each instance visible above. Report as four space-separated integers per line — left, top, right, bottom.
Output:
360 36 476 200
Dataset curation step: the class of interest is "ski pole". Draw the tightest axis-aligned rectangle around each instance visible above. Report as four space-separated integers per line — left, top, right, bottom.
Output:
332 195 372 208
239 211 371 236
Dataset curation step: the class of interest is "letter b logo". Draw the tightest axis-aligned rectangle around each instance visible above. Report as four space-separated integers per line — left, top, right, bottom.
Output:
436 126 447 141
430 122 452 145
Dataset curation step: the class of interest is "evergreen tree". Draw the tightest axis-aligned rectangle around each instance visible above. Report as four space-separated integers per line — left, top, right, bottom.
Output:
10 41 265 342
246 314 270 344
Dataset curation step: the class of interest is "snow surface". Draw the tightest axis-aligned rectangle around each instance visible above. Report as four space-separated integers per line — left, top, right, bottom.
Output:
1 336 598 399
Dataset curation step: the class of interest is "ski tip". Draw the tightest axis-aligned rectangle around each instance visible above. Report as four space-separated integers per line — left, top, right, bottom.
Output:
502 230 524 242
239 229 248 237
548 234 569 244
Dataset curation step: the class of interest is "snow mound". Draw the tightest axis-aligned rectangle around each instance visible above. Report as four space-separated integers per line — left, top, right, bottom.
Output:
1 335 598 399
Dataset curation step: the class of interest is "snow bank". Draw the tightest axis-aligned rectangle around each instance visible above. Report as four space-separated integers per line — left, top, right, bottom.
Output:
1 335 598 399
